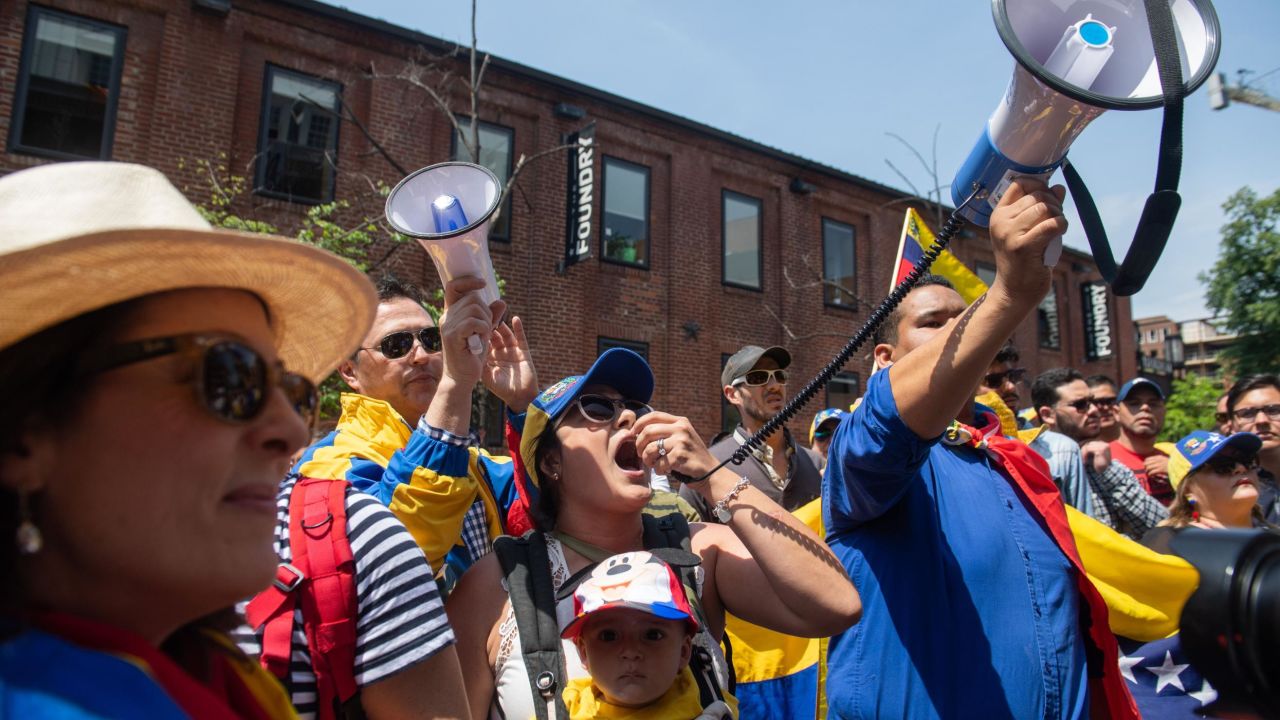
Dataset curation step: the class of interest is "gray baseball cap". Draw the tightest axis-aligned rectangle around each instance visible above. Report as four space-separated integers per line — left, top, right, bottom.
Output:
721 345 792 387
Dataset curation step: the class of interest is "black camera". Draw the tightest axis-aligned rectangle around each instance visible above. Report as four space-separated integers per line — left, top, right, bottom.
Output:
1171 529 1280 719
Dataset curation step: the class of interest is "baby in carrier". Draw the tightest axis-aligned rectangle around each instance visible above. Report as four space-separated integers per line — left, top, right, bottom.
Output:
559 551 737 720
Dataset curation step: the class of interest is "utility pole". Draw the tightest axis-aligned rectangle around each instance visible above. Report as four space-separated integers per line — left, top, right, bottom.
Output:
1208 70 1280 113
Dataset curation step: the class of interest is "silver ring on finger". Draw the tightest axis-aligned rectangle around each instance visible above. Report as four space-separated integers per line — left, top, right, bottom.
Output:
657 437 667 457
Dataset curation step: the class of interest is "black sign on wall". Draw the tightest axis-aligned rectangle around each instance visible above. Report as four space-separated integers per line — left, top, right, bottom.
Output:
1081 280 1114 360
562 122 596 268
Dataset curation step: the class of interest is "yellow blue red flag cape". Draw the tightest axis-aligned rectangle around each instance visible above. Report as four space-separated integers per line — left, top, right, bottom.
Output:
892 207 988 303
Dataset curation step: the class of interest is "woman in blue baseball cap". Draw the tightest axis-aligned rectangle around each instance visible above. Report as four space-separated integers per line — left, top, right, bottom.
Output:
446 348 859 720
1142 430 1278 553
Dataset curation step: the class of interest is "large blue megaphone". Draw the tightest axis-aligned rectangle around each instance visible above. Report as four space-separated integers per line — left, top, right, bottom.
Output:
385 162 502 353
952 0 1220 294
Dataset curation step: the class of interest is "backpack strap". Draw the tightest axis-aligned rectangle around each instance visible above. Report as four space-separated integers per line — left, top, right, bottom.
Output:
246 477 359 720
641 513 732 706
494 533 570 720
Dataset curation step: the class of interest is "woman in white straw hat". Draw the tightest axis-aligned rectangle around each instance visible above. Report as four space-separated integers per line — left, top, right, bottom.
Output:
0 161 392 718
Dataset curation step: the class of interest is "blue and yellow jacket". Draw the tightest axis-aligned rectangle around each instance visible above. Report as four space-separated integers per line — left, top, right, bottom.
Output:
293 393 518 575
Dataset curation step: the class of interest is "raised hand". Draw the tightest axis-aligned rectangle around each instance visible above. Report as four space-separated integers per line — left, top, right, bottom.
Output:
438 276 505 389
987 178 1069 303
483 315 539 411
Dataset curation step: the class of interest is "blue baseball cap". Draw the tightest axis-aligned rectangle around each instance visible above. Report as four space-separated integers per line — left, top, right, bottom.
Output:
809 408 844 444
528 348 654 424
1168 430 1263 489
1118 377 1165 402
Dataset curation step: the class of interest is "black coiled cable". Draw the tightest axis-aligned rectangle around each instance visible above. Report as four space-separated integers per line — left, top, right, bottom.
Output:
686 190 981 484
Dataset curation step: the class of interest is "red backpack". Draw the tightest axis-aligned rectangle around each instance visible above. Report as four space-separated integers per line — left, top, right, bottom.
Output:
245 477 359 720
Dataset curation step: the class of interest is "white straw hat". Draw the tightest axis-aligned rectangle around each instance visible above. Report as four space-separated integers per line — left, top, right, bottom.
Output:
0 162 377 381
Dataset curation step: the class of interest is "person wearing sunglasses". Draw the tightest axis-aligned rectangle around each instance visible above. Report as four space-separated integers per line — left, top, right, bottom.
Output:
679 345 824 524
1141 430 1278 555
974 343 1030 434
0 161 453 717
809 408 846 470
445 348 859 720
826 179 1139 720
1110 378 1174 506
1225 374 1280 526
1085 375 1122 443
1030 368 1167 540
292 272 539 587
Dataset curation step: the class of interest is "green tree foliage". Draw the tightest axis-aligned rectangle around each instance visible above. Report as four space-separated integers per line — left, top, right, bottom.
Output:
1200 186 1280 376
1161 374 1224 442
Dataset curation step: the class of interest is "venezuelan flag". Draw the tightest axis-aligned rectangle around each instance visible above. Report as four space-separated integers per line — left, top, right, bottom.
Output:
892 208 988 304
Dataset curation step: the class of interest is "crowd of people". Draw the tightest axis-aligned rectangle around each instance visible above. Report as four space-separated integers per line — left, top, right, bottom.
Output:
1 161 1276 719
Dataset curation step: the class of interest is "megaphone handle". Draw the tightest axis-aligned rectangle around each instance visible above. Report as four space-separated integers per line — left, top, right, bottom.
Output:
467 335 484 355
1043 236 1062 267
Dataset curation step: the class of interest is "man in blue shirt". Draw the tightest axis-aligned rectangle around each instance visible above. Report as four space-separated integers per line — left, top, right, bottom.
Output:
823 179 1133 720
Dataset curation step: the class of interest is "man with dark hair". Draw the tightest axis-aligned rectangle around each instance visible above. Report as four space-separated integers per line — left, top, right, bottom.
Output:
870 274 955 347
976 342 1028 431
1227 373 1280 524
1214 393 1232 435
1110 378 1173 505
1031 369 1167 539
681 344 823 519
295 273 539 579
1085 374 1121 442
824 180 1135 719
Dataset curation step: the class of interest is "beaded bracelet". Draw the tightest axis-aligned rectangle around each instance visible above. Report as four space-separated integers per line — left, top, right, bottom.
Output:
712 475 751 523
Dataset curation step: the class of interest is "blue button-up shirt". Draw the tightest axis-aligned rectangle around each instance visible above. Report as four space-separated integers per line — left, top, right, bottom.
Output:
823 370 1089 719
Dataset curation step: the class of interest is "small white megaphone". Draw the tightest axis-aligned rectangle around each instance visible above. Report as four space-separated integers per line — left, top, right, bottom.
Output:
952 0 1220 288
385 162 502 354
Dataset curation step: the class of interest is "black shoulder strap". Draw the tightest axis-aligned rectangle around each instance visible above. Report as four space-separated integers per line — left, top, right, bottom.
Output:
493 534 569 720
641 513 733 705
1060 0 1186 297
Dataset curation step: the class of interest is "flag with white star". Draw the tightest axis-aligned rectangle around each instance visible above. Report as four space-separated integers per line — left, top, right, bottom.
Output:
1118 635 1217 717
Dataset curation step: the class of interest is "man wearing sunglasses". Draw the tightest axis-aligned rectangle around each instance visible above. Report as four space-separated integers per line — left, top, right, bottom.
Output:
1085 375 1122 443
1110 378 1174 505
975 343 1032 435
679 345 823 522
1030 368 1167 540
1226 374 1280 525
294 274 539 583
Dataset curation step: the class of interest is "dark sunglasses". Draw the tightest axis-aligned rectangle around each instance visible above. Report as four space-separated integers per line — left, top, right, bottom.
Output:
568 394 653 425
79 333 317 428
1091 396 1118 410
733 369 789 387
1201 455 1260 476
362 327 441 359
1061 397 1102 413
982 367 1026 388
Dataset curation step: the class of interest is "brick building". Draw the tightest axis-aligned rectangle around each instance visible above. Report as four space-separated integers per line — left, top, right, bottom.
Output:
0 0 1137 444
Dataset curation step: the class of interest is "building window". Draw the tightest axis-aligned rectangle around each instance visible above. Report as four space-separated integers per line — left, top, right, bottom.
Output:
598 337 649 361
1038 286 1061 350
453 118 514 241
9 7 126 160
602 157 650 267
822 218 857 307
721 353 741 436
826 372 861 413
256 66 341 204
975 262 997 288
722 190 762 289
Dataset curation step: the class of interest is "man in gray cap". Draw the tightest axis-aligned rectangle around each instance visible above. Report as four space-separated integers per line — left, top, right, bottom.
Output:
680 345 823 520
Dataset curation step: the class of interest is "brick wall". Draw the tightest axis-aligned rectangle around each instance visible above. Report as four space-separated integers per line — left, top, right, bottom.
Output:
0 0 1139 440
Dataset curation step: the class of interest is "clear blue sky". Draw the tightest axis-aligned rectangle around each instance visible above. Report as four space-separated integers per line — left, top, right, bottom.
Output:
343 0 1280 322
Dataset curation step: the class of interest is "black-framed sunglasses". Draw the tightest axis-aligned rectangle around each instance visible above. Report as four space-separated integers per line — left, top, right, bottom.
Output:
1061 397 1102 413
362 327 441 359
982 367 1026 388
566 394 653 425
1090 396 1118 410
1231 404 1280 424
78 333 318 428
733 368 789 387
1201 454 1260 476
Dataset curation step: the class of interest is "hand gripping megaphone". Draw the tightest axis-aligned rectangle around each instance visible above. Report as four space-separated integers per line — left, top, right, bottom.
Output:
952 0 1221 295
385 162 502 354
